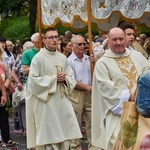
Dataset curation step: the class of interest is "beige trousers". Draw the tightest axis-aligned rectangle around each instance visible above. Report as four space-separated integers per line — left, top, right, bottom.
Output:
70 90 100 150
35 141 69 150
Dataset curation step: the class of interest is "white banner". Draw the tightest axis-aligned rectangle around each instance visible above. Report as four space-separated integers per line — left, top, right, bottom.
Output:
40 0 150 31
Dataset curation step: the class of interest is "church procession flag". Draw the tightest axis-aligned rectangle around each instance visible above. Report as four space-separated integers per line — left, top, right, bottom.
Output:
38 0 150 31
37 0 150 76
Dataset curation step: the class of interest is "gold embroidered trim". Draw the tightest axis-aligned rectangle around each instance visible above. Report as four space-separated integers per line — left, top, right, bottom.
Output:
115 56 138 92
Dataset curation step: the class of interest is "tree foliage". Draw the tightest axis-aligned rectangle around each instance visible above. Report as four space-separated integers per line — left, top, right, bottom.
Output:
0 0 37 36
0 0 29 17
0 16 30 43
140 26 150 37
0 0 149 42
29 0 37 35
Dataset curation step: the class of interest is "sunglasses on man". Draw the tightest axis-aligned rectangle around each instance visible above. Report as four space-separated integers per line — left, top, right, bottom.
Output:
74 43 87 46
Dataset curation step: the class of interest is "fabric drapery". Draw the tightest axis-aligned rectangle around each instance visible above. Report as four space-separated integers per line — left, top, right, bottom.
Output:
40 0 150 31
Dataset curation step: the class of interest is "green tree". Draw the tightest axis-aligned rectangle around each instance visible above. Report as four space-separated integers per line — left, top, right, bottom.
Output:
0 0 29 17
0 16 30 42
29 0 37 35
0 0 37 36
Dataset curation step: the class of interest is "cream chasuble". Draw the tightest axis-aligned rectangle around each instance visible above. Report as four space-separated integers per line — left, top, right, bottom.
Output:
92 48 149 150
26 48 82 149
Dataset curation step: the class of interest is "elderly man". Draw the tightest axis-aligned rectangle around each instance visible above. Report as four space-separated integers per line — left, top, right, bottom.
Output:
92 23 148 62
22 32 41 76
26 27 82 150
92 27 149 150
68 35 100 150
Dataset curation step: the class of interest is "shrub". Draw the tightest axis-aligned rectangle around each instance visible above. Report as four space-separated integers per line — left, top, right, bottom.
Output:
0 16 30 43
139 26 150 37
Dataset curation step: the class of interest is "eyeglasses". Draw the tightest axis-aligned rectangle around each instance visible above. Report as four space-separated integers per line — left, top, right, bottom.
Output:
45 35 59 40
75 43 86 47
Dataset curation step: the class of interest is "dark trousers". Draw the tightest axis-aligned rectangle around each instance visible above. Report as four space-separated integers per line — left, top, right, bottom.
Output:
0 106 11 143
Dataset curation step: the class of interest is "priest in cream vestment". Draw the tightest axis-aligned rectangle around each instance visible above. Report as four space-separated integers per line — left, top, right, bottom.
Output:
91 27 149 150
26 27 82 150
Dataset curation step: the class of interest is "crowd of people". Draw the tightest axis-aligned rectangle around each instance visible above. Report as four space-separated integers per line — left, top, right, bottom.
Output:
0 22 150 150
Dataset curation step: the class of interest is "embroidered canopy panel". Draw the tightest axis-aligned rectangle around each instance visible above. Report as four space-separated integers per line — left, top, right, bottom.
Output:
40 0 150 31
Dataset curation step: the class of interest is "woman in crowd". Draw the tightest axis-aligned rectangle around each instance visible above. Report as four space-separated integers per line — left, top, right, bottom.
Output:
0 37 15 74
6 40 14 53
11 41 34 136
0 37 15 106
12 44 23 60
60 39 72 57
0 45 16 148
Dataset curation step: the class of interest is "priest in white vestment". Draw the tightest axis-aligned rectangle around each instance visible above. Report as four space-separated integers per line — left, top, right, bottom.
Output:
26 27 82 150
92 27 149 150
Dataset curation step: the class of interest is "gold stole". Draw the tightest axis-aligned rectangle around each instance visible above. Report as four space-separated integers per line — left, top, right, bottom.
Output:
115 56 138 92
41 50 72 102
55 65 72 99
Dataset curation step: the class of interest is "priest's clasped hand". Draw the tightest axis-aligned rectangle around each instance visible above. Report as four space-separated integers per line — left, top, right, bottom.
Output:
57 73 66 82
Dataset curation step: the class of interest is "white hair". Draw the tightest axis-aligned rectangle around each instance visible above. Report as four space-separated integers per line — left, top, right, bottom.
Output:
23 41 34 51
30 33 39 42
71 35 84 44
6 40 13 46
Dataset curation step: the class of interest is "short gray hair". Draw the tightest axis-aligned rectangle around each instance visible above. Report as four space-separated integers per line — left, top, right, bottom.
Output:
23 41 34 51
71 35 84 44
31 33 39 42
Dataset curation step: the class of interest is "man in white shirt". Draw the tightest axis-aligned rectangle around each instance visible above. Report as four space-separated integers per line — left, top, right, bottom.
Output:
68 35 100 150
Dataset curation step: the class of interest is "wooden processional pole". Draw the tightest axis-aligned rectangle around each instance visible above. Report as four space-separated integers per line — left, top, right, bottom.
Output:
37 0 43 48
86 0 94 80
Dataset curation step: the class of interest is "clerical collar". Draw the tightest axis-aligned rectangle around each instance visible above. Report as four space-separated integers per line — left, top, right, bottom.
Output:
45 46 56 52
111 50 127 57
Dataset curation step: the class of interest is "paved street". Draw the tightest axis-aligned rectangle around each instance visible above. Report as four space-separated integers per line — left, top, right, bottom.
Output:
0 117 26 150
0 116 88 150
